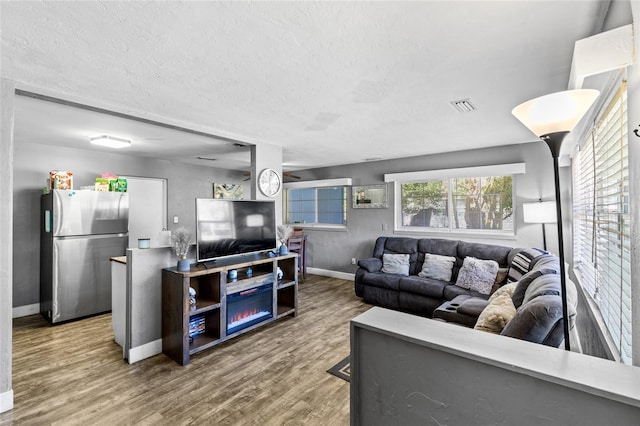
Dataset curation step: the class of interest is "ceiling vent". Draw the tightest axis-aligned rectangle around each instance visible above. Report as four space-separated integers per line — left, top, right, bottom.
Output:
450 98 477 113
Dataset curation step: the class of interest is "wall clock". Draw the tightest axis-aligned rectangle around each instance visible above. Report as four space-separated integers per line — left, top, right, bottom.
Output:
258 168 282 197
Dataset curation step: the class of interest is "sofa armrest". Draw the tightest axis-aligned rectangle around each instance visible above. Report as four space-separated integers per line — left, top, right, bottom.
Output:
358 257 382 273
457 298 489 317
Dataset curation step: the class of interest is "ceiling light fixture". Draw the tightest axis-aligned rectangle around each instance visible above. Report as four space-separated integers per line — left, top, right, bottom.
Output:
512 89 599 351
90 135 132 149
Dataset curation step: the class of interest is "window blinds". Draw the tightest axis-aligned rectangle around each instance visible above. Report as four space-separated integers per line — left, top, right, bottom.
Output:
573 81 630 364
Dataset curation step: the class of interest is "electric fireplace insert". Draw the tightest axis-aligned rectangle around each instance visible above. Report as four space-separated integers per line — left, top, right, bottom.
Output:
226 282 273 335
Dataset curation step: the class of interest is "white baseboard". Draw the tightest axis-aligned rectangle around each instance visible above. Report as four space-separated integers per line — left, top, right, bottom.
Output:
127 339 162 364
0 389 13 414
307 267 354 281
12 303 40 318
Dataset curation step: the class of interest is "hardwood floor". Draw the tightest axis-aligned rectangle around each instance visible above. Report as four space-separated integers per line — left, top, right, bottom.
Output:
1 275 370 426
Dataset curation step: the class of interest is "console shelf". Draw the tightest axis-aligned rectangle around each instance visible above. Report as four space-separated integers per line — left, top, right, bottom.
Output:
162 253 298 365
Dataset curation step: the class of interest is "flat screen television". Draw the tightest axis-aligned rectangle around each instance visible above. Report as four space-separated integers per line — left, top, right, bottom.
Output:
196 199 277 262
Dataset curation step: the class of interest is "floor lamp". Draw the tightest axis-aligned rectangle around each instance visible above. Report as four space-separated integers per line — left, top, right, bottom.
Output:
512 89 599 351
522 200 556 251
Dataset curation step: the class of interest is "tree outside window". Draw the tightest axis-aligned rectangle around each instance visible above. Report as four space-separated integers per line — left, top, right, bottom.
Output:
400 175 513 232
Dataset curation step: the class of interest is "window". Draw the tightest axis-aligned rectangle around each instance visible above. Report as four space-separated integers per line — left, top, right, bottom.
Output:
397 175 514 233
285 187 347 226
573 81 630 364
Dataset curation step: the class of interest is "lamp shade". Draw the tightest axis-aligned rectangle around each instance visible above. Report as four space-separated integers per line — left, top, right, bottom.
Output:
523 201 556 224
512 89 599 137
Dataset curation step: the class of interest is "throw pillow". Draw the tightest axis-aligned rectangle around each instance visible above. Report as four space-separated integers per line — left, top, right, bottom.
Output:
455 257 499 295
507 248 547 282
489 267 510 295
474 292 517 334
381 253 410 276
418 253 456 281
489 282 517 302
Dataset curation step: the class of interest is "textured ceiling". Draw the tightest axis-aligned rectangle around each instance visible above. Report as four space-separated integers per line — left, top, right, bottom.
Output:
1 1 605 171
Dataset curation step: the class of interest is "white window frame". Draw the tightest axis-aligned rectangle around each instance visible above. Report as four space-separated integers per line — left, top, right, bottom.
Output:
385 163 525 237
572 79 631 364
283 178 352 230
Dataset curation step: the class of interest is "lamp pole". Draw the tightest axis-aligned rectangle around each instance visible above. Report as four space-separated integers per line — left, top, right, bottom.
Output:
512 89 600 352
542 131 571 351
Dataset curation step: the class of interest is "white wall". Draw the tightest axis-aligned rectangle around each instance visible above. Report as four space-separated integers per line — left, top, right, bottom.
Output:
0 78 15 413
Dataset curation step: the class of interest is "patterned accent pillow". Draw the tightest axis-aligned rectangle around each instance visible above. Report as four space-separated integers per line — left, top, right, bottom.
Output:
418 253 456 281
381 253 410 276
507 248 547 282
455 256 500 295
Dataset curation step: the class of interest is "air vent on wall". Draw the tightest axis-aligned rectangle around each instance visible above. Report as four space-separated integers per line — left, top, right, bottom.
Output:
197 156 217 161
450 98 477 112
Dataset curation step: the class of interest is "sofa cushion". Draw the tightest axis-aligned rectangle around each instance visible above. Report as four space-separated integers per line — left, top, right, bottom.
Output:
522 274 561 305
474 292 517 334
511 268 557 308
382 253 410 276
358 258 382 273
418 253 456 281
457 241 512 267
360 272 402 291
529 253 560 273
399 276 447 299
455 257 499 295
501 295 564 345
456 297 490 317
417 238 459 258
432 295 479 327
443 284 488 301
507 248 548 282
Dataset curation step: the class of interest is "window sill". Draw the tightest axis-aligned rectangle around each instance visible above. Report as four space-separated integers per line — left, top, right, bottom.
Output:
572 269 622 362
393 228 517 241
287 224 347 232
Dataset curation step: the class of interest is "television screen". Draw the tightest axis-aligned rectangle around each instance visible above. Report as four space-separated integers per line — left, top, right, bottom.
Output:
196 199 277 262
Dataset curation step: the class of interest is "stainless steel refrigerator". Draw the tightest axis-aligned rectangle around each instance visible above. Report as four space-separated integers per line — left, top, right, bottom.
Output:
40 189 129 324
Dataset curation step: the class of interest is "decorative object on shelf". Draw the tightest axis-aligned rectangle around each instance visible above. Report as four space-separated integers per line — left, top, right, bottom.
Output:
277 225 292 255
277 267 283 281
189 287 197 309
512 88 599 351
352 184 388 209
171 227 193 272
228 269 238 281
137 238 150 249
246 267 253 278
213 183 244 199
258 168 282 197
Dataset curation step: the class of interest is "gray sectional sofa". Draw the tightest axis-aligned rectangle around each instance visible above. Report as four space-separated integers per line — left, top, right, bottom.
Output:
354 236 577 347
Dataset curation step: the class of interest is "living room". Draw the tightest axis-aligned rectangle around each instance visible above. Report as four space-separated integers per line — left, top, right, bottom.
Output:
2 1 640 423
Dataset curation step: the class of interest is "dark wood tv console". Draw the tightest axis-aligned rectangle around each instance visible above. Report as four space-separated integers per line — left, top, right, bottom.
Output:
161 253 298 365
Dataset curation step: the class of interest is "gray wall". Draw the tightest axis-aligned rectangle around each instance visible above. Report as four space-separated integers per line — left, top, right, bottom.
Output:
351 308 640 425
291 141 560 273
13 141 246 308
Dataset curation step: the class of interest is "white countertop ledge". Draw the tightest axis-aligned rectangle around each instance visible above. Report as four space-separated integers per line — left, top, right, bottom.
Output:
351 307 640 409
